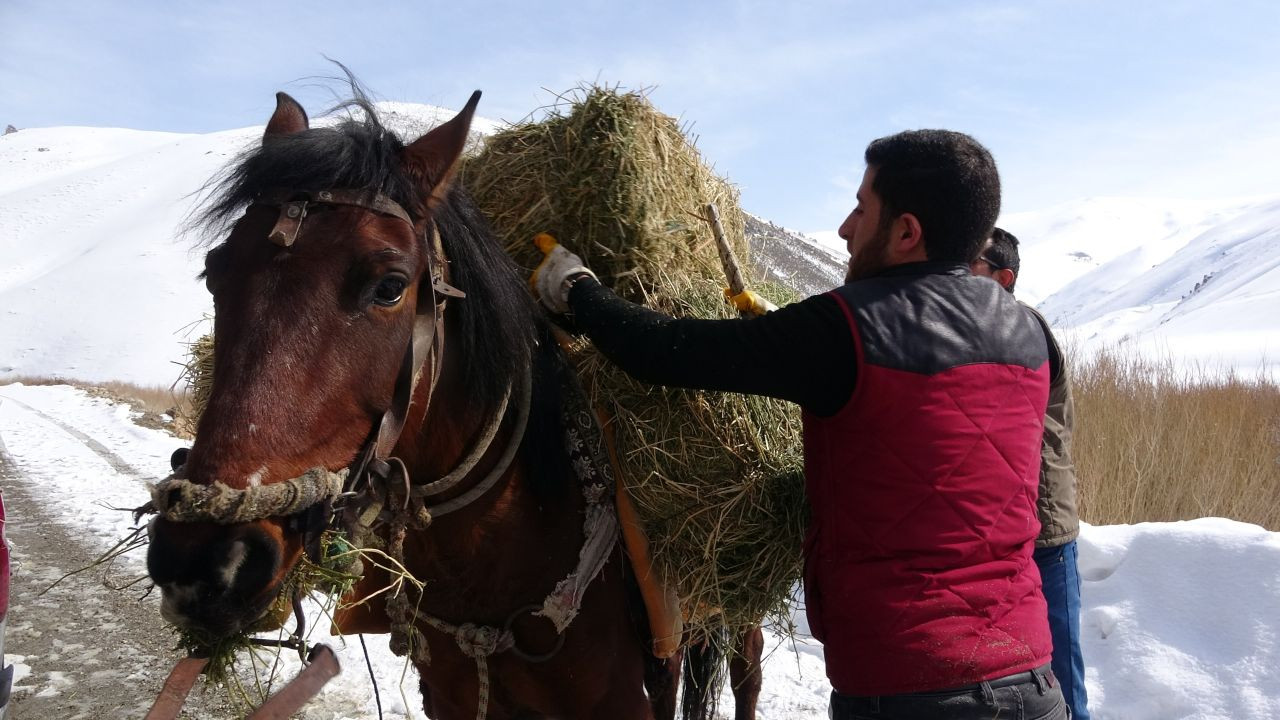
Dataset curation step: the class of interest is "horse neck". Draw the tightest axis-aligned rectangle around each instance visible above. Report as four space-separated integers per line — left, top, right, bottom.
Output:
396 312 576 523
397 322 521 487
392 329 587 613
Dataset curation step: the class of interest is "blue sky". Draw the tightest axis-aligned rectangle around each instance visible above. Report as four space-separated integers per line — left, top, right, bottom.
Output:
3 0 1277 234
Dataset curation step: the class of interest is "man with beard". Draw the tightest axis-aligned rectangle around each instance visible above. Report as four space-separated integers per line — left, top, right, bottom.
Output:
533 129 1066 719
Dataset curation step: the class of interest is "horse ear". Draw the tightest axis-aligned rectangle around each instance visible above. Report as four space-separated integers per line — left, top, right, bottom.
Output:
263 92 309 142
402 90 481 211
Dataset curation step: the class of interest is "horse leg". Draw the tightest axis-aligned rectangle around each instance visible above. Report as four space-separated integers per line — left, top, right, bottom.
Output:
644 645 684 720
727 625 765 720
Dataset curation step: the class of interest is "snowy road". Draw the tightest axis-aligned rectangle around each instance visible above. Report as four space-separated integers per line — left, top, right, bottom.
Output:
1 442 235 718
0 385 438 718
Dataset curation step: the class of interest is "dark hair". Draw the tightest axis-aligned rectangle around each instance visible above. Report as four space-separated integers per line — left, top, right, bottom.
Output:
985 226 1021 291
863 129 1000 263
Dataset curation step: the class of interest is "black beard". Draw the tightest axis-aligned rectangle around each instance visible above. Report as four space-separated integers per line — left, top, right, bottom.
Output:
844 225 892 283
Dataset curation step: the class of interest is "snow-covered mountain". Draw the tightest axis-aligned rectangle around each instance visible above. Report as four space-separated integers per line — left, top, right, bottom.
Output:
0 103 491 386
1001 196 1280 373
2 106 1277 385
744 213 844 295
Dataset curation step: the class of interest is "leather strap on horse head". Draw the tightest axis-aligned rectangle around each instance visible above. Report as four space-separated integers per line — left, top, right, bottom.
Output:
139 187 458 719
255 186 459 467
250 188 463 561
141 187 480 537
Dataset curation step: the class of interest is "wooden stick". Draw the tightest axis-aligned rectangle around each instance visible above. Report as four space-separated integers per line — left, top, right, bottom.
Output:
144 656 209 720
705 203 746 296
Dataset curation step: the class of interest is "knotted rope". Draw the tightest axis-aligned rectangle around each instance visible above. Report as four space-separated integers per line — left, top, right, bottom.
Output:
145 467 347 524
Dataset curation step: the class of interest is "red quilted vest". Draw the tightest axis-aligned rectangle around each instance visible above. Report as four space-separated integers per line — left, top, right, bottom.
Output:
802 263 1052 695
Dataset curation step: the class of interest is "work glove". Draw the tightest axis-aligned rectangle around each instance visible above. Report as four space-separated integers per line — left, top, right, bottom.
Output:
530 233 597 314
724 288 778 316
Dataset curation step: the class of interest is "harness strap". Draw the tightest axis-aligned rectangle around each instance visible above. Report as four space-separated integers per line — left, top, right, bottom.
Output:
377 367 619 720
419 362 531 518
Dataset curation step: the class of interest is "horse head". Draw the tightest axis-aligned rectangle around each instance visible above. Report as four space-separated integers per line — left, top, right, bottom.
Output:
146 89 480 638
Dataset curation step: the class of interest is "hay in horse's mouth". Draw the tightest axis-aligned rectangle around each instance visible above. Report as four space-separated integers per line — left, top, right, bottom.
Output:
165 529 369 695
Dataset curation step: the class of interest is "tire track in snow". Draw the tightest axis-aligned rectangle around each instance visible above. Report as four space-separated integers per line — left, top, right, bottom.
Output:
0 437 235 719
0 395 148 480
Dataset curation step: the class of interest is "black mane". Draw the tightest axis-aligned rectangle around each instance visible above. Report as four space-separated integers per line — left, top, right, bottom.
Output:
194 96 564 472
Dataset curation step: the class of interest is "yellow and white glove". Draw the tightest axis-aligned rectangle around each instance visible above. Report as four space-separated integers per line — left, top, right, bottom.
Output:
724 288 778 316
530 233 597 314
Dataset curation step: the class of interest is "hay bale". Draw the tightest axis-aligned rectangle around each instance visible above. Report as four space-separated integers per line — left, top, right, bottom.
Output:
466 87 806 635
176 331 215 437
465 86 748 302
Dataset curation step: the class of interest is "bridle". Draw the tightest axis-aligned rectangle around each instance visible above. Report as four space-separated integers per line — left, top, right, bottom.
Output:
250 187 470 563
142 187 618 720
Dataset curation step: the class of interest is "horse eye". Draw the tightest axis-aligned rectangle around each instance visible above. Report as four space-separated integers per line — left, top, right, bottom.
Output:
372 275 408 307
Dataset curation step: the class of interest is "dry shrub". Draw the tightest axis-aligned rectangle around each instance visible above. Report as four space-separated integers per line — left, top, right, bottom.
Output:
1072 347 1280 529
466 86 805 634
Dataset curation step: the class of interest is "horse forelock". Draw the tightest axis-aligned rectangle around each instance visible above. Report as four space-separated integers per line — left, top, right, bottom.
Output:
193 105 421 243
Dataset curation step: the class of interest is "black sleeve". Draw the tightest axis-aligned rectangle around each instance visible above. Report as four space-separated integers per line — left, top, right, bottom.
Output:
566 277 857 417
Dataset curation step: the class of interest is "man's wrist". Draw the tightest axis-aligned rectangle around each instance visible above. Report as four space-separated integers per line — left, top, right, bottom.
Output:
561 270 596 303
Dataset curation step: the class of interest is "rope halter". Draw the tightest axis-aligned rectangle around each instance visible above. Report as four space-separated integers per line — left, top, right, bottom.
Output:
145 467 348 525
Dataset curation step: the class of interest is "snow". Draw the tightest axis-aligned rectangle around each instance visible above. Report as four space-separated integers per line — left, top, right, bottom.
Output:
3 382 1280 718
3 104 1279 718
999 196 1280 377
0 102 500 387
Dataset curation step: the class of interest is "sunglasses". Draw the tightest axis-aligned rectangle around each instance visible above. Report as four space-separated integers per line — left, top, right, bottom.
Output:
978 255 1008 271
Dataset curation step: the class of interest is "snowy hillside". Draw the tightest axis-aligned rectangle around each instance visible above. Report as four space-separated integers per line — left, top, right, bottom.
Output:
744 213 844 296
2 109 1278 385
0 124 247 385
1001 196 1280 374
0 103 495 386
807 196 1280 375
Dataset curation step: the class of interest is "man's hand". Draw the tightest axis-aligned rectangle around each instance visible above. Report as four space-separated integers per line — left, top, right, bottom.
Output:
724 288 778 316
530 233 597 314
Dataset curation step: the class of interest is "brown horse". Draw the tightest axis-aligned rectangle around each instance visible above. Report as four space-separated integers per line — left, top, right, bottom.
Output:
143 88 677 719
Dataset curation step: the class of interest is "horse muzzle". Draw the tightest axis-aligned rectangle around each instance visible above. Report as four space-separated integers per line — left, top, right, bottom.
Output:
147 517 286 637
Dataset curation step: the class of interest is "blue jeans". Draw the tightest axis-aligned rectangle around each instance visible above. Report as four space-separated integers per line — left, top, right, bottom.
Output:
1035 540 1090 720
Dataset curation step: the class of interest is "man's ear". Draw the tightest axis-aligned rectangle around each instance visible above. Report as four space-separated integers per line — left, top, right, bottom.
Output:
894 213 927 259
995 268 1017 290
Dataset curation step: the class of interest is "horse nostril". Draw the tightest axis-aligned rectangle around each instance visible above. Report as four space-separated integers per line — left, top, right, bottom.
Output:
147 520 285 635
170 446 190 471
